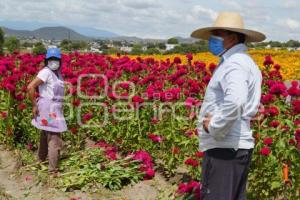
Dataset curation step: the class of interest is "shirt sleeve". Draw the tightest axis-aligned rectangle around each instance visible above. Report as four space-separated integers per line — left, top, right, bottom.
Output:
37 68 50 83
208 62 249 140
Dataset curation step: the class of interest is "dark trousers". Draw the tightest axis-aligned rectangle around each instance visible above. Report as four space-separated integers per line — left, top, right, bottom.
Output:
200 148 253 200
38 131 63 172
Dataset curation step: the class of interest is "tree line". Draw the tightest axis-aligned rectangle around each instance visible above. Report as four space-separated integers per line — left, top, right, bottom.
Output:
0 28 299 56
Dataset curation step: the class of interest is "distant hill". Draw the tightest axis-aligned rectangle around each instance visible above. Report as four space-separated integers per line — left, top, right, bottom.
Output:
109 36 199 44
2 26 90 40
70 26 119 38
0 26 199 43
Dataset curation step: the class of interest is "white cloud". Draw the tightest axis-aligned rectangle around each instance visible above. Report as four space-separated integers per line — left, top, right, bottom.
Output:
219 0 242 10
122 0 160 9
277 18 300 30
192 5 217 20
286 18 300 30
0 0 299 41
282 0 299 8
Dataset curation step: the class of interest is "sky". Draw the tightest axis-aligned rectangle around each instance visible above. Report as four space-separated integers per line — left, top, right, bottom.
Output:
0 0 299 41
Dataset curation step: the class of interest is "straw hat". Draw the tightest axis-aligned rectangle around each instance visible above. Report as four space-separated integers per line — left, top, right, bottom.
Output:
191 12 266 42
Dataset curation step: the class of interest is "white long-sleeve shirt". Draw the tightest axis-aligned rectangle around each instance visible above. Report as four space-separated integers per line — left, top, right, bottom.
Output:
198 43 262 152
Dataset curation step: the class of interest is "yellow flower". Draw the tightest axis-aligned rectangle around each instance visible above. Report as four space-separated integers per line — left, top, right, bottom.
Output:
117 49 300 80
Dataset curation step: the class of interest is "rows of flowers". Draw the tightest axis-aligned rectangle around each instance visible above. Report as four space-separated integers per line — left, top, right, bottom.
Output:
0 50 299 199
129 49 300 81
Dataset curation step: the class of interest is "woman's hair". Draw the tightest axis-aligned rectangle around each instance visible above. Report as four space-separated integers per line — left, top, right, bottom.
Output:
44 57 62 67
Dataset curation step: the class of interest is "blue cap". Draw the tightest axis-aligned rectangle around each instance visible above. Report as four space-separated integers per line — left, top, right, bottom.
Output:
46 47 61 59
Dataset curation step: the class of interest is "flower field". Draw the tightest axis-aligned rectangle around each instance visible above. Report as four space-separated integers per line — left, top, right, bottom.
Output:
0 49 299 199
129 49 300 81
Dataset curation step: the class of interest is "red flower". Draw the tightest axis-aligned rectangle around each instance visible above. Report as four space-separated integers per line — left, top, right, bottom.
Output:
132 95 144 103
173 57 181 64
176 181 201 199
72 99 80 107
261 94 275 104
105 150 117 160
291 80 299 87
70 127 78 135
269 120 280 128
151 117 158 124
41 118 48 126
186 53 193 62
287 81 300 96
269 82 287 96
195 151 204 158
281 125 290 132
118 82 130 90
274 64 281 70
184 158 199 167
172 147 180 154
1 111 8 119
184 97 201 109
144 168 155 180
132 150 153 168
177 183 189 194
264 55 274 66
295 129 300 141
83 113 93 122
185 130 196 138
263 137 273 146
255 133 261 139
289 139 296 145
202 75 211 84
267 106 279 117
26 143 33 151
148 133 164 143
209 63 217 73
260 146 271 156
132 96 144 108
291 100 300 115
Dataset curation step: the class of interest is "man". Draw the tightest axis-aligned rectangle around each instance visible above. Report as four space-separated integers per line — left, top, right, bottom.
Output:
191 12 266 199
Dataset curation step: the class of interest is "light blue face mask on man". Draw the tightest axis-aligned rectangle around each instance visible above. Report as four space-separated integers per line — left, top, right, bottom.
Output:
209 35 226 56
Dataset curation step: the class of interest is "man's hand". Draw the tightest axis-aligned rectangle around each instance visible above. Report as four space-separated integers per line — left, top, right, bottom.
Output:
203 113 212 133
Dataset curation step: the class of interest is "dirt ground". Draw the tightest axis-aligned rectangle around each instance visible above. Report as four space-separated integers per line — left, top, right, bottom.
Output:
0 145 177 200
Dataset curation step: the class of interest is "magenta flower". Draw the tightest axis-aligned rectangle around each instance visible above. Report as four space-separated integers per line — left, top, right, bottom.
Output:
263 137 273 146
260 146 271 156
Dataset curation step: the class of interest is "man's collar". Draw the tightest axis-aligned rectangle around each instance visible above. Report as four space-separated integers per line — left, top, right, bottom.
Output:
221 43 248 61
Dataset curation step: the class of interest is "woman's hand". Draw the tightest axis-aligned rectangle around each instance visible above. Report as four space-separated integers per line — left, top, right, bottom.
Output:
27 77 44 119
32 105 39 119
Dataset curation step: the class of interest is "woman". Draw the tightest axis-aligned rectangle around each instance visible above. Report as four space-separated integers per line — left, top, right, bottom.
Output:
27 47 67 173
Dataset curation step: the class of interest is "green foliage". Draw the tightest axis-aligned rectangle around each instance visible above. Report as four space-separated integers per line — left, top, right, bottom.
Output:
55 148 144 191
60 39 72 51
4 36 20 53
60 39 89 51
0 28 4 55
145 47 160 55
32 42 47 55
167 37 179 44
130 44 143 55
158 43 167 50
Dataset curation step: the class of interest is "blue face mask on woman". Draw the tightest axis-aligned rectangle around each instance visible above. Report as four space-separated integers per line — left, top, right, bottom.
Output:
209 35 226 56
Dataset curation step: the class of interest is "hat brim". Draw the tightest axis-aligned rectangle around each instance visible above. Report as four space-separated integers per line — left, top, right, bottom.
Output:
191 27 266 43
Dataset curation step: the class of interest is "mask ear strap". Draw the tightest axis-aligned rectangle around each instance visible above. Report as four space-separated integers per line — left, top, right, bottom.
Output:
217 49 227 57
